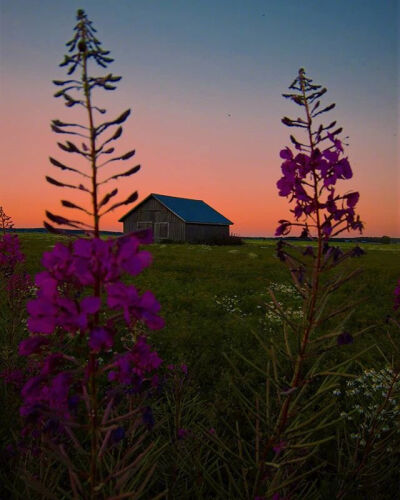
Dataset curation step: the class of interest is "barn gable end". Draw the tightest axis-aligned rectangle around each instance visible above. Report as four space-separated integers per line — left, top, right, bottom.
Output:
119 194 233 243
119 196 185 241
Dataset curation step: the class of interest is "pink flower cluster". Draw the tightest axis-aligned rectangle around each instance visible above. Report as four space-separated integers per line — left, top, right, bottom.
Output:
0 232 32 337
276 134 363 237
21 368 72 421
22 234 163 352
18 232 164 427
109 336 162 385
39 234 153 287
0 233 25 273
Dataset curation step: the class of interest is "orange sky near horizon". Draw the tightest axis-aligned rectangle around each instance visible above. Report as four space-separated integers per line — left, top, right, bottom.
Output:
1 1 399 237
1 86 399 238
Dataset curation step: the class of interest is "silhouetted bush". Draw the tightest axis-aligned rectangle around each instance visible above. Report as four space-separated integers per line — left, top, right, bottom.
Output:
205 235 244 246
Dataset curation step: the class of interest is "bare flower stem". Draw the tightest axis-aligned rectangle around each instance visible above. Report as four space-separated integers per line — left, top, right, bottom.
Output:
78 17 100 497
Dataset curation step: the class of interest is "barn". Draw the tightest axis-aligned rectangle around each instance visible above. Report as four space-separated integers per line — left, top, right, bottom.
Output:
118 193 233 243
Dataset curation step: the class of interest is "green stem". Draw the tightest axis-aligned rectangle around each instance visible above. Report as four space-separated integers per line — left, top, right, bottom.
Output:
79 19 101 498
82 62 99 237
274 70 324 438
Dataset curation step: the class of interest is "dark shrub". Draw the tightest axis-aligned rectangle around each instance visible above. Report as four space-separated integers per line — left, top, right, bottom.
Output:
205 235 243 246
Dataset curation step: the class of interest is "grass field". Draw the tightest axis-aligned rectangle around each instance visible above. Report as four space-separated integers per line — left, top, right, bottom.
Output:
18 233 400 402
1 232 399 498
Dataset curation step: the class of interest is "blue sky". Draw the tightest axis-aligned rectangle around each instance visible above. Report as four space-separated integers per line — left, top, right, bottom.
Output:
1 0 399 235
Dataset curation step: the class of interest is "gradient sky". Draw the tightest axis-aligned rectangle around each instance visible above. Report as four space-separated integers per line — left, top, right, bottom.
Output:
1 0 399 236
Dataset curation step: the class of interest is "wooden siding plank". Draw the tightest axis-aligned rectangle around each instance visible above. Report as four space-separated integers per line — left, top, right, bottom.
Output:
122 195 230 242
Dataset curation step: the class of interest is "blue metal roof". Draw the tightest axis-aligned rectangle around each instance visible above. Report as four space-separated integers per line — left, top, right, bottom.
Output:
153 194 233 225
119 193 233 225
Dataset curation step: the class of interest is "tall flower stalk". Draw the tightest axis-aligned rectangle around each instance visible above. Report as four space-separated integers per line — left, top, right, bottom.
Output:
0 206 14 235
18 10 165 498
46 9 139 237
203 69 367 499
272 68 363 435
256 68 365 496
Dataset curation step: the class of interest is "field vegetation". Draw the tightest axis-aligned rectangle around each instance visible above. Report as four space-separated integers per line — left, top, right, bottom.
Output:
2 233 400 498
1 9 399 499
18 233 400 401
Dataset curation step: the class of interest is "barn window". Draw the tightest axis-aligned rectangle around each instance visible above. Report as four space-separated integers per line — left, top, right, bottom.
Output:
137 221 152 229
156 222 169 239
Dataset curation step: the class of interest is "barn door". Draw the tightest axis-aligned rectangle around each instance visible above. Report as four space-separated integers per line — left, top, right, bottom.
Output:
154 222 169 241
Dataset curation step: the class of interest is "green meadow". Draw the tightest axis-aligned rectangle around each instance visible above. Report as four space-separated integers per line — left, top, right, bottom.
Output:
1 232 398 498
18 233 400 403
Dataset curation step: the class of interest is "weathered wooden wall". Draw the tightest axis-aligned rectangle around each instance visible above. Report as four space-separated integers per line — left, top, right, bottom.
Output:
122 197 185 241
122 196 231 242
185 223 229 242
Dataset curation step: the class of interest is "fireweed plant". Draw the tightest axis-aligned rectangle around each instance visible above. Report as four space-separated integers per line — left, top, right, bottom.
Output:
0 230 31 385
0 206 14 234
0 224 32 488
0 228 31 361
15 10 166 498
257 68 367 496
203 69 375 499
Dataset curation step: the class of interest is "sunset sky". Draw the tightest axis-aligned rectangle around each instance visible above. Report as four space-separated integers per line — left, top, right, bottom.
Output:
0 0 399 236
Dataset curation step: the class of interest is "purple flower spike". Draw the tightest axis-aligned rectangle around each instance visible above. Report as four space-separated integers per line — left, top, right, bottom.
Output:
321 220 332 238
108 352 133 385
280 147 293 160
73 238 116 285
0 234 25 270
275 84 363 238
131 336 163 374
345 192 359 208
19 336 50 356
140 291 165 330
277 176 295 197
35 272 58 297
27 296 58 334
40 353 64 376
119 247 152 276
108 337 162 385
89 327 113 352
20 372 72 420
106 282 140 323
106 283 164 330
41 243 73 281
18 10 168 444
275 220 291 237
80 296 101 314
